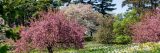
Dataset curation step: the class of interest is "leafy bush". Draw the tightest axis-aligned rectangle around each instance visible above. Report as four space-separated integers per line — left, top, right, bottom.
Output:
113 9 140 36
0 44 9 53
84 36 93 42
94 17 114 44
113 9 140 44
14 10 86 53
5 26 21 41
114 35 131 44
131 8 160 43
0 0 54 27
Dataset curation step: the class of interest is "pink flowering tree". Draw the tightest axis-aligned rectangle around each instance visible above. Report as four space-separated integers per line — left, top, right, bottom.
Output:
14 10 86 53
131 8 160 43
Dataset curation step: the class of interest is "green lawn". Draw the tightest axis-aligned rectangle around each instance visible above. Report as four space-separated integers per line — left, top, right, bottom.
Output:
46 42 160 53
2 41 160 53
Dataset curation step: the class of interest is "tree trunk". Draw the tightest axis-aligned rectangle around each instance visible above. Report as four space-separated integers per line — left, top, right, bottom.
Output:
151 0 154 9
150 0 157 9
80 0 83 3
47 46 53 53
88 0 92 4
100 0 105 15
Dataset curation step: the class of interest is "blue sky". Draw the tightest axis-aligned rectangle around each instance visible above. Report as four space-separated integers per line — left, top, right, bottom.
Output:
112 0 129 14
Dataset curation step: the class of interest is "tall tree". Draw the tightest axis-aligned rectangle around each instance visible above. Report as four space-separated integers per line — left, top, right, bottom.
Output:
0 0 53 27
61 0 116 15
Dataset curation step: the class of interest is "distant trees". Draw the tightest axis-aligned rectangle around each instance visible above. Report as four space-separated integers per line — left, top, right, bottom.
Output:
83 0 116 15
0 0 57 43
61 0 116 15
131 8 160 43
123 0 160 13
14 10 86 53
0 0 53 27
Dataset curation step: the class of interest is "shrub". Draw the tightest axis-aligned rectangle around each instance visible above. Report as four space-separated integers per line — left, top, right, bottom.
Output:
113 9 140 44
14 10 86 53
114 35 131 44
0 44 8 53
93 16 114 44
113 9 140 36
5 26 21 41
84 36 93 42
131 8 160 43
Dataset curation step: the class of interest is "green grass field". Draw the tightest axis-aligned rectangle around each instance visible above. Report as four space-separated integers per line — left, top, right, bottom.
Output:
29 42 160 53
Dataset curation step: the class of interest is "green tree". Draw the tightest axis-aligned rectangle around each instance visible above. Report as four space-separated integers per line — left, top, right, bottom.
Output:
113 9 140 44
0 44 8 53
0 0 53 27
61 0 116 15
0 0 58 42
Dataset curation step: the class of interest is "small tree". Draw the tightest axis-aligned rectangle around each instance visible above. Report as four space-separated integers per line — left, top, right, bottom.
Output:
112 9 140 44
93 16 114 44
131 8 160 43
14 10 86 53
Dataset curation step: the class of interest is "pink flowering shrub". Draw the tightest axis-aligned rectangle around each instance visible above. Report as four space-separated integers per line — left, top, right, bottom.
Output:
131 8 160 43
14 10 86 53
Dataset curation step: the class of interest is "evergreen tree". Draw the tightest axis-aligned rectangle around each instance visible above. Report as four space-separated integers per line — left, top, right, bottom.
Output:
61 0 116 15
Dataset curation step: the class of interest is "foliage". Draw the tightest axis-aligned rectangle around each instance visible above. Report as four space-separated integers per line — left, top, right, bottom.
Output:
94 16 114 44
113 9 140 36
63 3 103 36
112 9 140 44
131 8 160 43
83 0 116 15
63 4 101 20
65 0 116 15
0 0 53 27
0 44 8 53
5 26 21 41
114 35 131 44
14 10 86 53
0 25 9 33
84 36 93 42
0 18 9 33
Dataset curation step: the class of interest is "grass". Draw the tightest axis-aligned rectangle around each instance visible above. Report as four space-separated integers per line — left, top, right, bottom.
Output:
52 42 160 53
30 42 129 53
26 42 160 53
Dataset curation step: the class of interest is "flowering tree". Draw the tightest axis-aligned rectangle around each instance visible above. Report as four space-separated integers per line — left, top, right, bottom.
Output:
131 8 160 43
62 3 103 36
14 10 86 53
